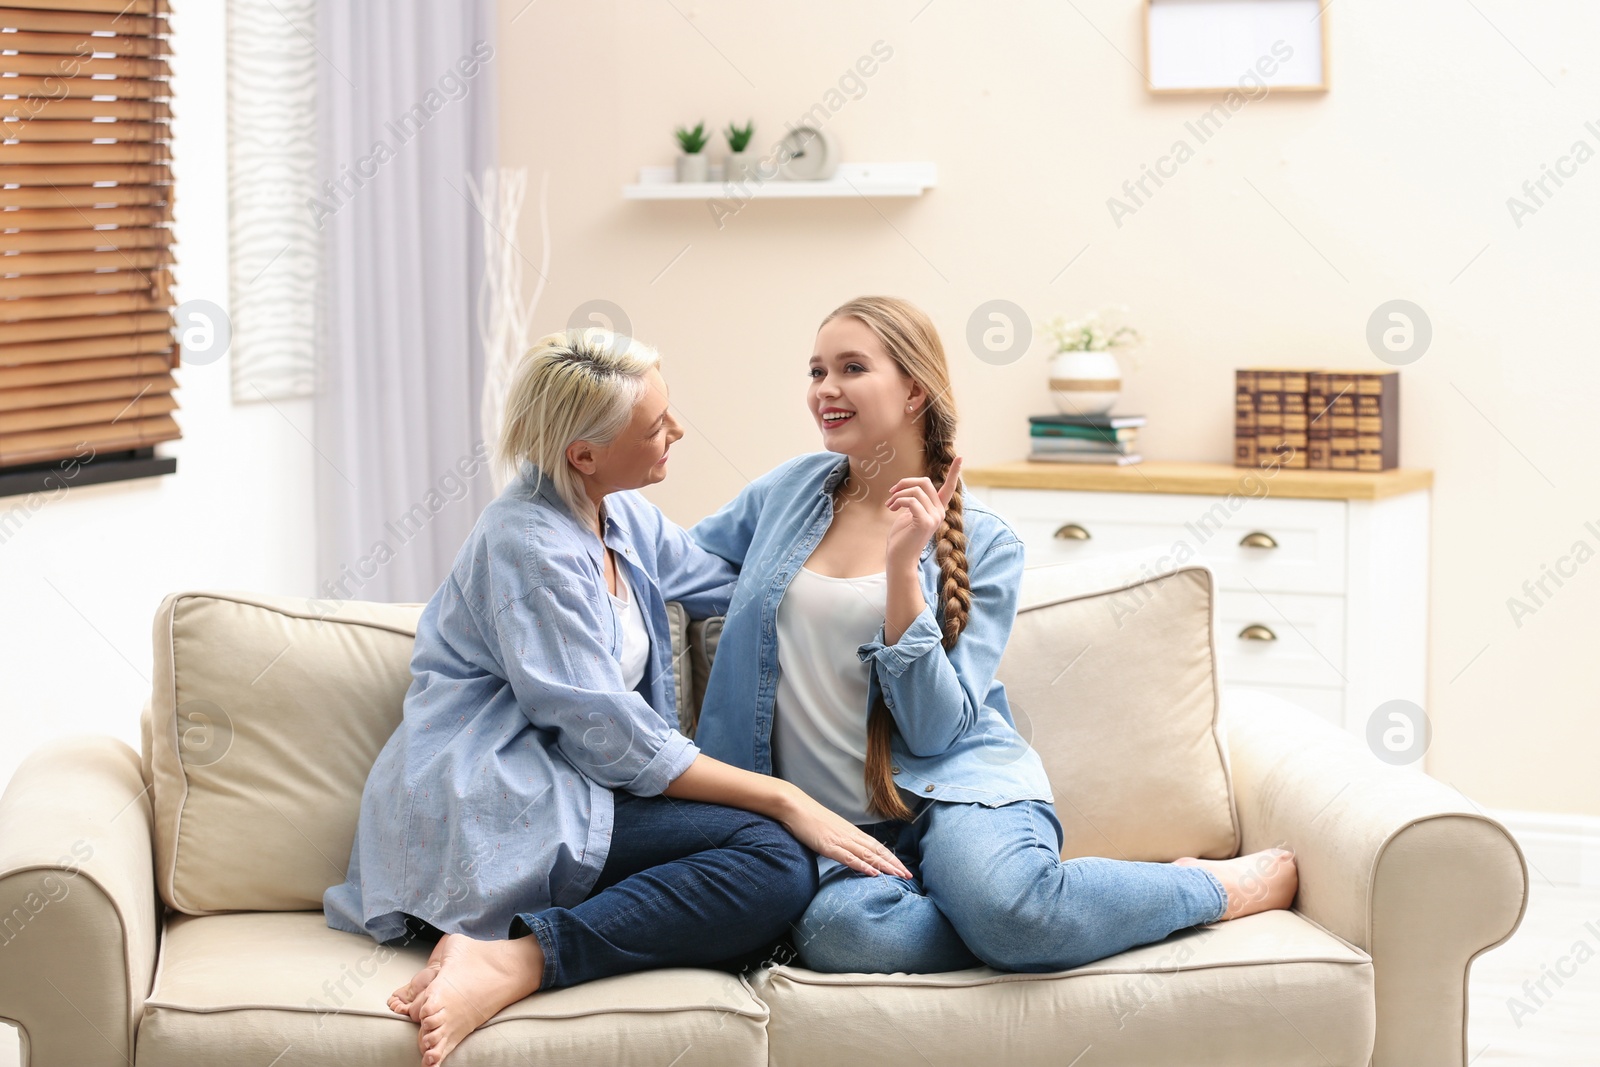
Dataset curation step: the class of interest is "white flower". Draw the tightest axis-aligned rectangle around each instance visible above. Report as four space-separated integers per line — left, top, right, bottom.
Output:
1042 307 1142 353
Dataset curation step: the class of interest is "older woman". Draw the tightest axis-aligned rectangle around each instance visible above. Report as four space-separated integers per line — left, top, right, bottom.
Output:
323 328 910 1067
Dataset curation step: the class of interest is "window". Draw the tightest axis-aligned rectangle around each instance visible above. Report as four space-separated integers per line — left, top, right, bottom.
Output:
0 0 178 494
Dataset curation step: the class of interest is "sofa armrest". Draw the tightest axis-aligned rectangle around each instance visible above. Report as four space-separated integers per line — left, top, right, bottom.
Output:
0 736 161 1067
1223 688 1527 1067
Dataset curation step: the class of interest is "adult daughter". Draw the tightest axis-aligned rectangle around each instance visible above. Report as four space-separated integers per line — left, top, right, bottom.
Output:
689 296 1298 974
324 329 911 1066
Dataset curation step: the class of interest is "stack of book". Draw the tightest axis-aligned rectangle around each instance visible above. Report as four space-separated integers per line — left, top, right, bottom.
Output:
1028 413 1144 465
1235 368 1399 471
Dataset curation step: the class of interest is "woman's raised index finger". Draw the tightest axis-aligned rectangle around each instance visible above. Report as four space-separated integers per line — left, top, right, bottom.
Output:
937 456 964 504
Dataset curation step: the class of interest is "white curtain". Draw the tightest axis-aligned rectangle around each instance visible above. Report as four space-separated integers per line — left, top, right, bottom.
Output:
311 0 498 604
226 0 319 402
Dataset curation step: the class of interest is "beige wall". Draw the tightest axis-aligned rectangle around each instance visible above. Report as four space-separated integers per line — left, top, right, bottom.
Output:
498 1 1600 817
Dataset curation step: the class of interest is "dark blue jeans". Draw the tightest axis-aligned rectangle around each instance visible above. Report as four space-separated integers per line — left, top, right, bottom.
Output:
507 791 817 990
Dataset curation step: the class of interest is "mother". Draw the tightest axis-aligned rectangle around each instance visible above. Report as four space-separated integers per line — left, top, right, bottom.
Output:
323 328 909 1067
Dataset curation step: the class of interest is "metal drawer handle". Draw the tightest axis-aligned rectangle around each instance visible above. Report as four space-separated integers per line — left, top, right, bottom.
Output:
1239 531 1278 549
1238 624 1277 642
1053 522 1090 541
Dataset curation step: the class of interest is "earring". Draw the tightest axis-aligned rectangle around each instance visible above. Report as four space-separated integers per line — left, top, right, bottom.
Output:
906 403 914 413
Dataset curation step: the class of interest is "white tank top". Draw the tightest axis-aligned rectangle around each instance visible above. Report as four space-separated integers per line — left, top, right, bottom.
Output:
772 565 887 826
609 559 651 692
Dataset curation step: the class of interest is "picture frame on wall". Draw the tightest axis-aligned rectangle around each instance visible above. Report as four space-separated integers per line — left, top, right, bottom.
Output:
1143 0 1330 94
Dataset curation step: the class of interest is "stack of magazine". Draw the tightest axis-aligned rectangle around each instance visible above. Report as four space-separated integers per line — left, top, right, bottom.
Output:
1029 413 1145 465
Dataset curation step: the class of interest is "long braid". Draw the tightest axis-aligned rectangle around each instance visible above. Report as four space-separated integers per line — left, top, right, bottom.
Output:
864 699 912 820
926 430 971 647
862 414 971 822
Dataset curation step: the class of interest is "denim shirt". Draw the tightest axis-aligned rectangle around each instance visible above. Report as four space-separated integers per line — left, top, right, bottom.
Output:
323 459 736 943
689 452 1054 814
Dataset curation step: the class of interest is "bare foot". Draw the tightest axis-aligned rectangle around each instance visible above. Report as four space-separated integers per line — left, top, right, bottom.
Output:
389 935 449 1021
1173 847 1298 920
413 932 545 1066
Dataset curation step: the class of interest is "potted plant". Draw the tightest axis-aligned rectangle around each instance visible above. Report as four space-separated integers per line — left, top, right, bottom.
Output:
674 120 709 182
1042 306 1143 416
723 119 755 182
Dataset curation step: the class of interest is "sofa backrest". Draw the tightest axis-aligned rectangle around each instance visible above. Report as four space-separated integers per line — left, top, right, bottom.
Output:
143 549 1236 914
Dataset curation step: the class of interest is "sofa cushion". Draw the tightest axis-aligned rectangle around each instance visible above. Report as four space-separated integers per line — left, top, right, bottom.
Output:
1000 552 1240 861
146 591 424 913
753 908 1374 1067
684 615 724 738
665 600 693 734
137 911 770 1067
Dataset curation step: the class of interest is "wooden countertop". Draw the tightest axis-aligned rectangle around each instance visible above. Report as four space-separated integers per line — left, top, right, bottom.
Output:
962 460 1433 501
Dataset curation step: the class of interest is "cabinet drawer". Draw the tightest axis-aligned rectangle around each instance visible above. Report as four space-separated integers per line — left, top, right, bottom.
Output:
1216 589 1345 688
975 487 1347 594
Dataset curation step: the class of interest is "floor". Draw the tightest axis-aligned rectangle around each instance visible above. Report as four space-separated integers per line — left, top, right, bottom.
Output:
2 880 1594 1065
1466 878 1600 1066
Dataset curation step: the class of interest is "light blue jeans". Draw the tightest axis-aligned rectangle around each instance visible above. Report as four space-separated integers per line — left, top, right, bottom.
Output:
793 797 1229 973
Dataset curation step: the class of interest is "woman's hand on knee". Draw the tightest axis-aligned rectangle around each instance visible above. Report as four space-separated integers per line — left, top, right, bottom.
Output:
779 791 911 880
659 756 910 879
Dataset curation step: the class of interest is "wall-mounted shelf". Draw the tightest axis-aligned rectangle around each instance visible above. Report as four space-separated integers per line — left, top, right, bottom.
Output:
623 161 936 200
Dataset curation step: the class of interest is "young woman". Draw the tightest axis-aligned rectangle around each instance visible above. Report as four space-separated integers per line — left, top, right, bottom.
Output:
689 296 1299 975
324 329 911 1067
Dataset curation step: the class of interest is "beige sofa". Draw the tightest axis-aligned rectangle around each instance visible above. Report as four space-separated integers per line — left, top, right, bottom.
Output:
0 546 1527 1066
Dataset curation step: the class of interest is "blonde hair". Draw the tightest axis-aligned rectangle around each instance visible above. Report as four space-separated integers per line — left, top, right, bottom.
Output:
820 296 970 822
496 328 662 520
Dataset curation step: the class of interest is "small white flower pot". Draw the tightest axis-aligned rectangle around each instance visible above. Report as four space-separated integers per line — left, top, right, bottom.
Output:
1049 350 1122 415
724 151 754 183
676 153 709 183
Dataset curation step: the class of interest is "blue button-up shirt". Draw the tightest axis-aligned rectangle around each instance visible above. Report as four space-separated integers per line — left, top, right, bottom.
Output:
689 452 1054 813
324 459 736 943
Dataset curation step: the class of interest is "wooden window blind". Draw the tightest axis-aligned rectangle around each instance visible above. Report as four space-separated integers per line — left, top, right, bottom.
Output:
0 0 179 474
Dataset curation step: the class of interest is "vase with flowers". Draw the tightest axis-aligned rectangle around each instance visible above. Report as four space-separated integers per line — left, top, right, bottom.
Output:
1042 306 1142 416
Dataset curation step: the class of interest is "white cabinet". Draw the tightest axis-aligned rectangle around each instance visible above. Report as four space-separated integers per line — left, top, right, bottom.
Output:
966 462 1432 745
